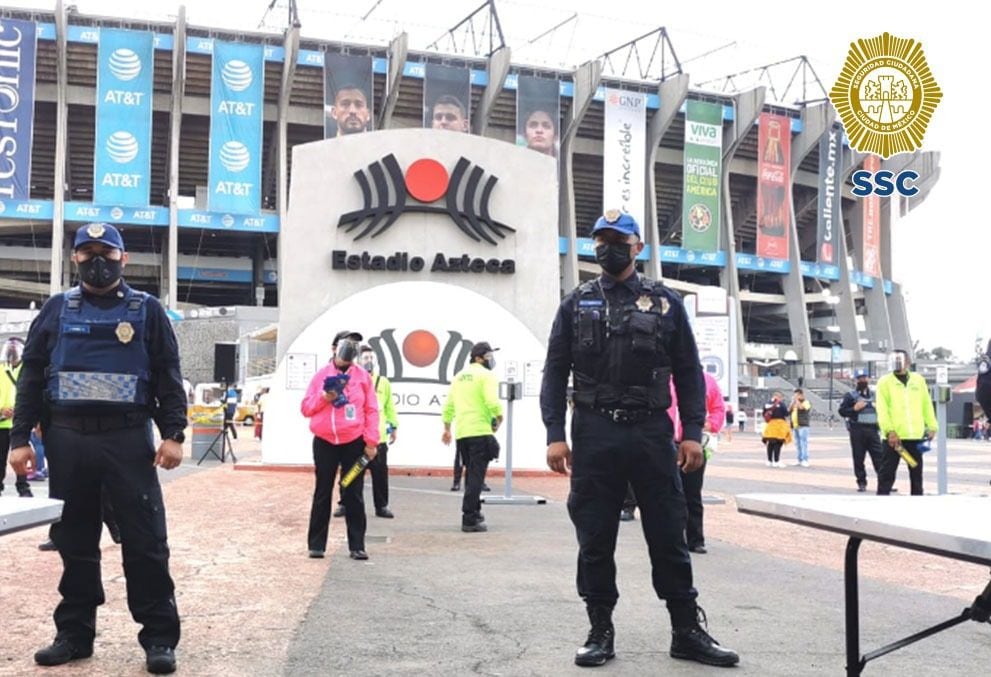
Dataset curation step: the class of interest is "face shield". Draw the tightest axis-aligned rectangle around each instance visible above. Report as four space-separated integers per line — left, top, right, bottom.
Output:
336 339 359 363
3 340 23 364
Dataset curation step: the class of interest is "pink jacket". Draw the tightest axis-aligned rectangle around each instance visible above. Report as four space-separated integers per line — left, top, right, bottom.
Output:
668 372 725 442
300 361 380 446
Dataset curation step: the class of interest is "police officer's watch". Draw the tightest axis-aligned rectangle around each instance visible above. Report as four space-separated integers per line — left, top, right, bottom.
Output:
166 431 186 444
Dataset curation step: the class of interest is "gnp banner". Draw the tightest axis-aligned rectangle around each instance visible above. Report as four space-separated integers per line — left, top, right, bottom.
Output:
516 76 559 158
682 100 722 252
756 112 792 259
423 63 470 132
0 18 37 200
209 41 264 215
323 53 373 138
817 127 842 264
603 88 646 227
862 154 881 277
94 29 153 207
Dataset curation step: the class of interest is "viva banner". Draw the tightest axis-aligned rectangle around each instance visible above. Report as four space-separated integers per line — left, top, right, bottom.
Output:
817 127 842 264
603 88 645 226
682 100 722 251
756 113 791 259
94 29 153 207
0 18 37 200
209 41 264 215
862 155 881 277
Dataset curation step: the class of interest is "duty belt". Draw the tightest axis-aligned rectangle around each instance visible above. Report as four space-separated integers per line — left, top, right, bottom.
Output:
50 410 148 434
582 405 661 424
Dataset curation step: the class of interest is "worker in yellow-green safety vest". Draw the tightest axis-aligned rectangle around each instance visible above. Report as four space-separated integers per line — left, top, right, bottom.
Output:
875 349 937 496
441 342 504 533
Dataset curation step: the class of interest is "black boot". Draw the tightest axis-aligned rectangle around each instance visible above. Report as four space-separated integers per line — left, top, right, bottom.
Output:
575 606 615 667
669 604 739 667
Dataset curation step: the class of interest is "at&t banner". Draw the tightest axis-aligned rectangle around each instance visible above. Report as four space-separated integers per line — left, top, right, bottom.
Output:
209 41 264 215
681 100 722 251
94 29 153 207
0 18 37 200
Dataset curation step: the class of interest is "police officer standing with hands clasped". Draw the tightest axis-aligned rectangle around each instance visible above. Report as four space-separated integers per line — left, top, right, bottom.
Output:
8 223 186 674
540 210 739 668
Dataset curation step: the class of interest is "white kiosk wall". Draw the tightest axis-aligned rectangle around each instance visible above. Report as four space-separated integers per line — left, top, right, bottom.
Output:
263 129 560 469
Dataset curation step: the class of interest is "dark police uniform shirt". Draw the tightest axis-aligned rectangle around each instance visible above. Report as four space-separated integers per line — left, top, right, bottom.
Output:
540 273 706 446
10 281 187 449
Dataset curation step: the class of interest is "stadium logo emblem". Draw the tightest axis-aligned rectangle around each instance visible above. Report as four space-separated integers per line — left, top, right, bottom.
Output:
110 207 124 220
338 154 515 245
221 60 253 92
108 48 141 81
106 131 139 163
222 214 235 228
829 32 942 158
367 328 474 385
219 141 250 172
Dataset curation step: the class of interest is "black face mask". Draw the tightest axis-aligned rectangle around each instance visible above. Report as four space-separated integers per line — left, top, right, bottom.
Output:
595 243 633 276
857 381 869 393
78 255 123 288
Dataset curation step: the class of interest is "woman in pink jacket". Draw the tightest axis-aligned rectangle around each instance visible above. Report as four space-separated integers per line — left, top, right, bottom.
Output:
302 330 380 561
668 372 724 554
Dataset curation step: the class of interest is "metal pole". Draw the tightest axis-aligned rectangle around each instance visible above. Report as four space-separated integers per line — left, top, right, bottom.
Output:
829 350 834 416
503 378 514 499
937 397 947 495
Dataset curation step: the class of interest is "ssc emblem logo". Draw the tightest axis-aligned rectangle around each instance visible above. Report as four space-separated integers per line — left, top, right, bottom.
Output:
829 32 942 158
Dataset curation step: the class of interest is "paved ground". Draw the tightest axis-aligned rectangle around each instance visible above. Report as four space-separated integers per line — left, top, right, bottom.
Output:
2 427 989 675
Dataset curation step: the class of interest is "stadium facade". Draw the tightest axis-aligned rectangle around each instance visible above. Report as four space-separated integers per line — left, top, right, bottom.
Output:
0 4 940 408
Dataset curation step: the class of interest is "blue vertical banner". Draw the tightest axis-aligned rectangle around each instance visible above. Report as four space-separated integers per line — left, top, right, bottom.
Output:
209 41 264 215
94 29 153 207
0 18 38 201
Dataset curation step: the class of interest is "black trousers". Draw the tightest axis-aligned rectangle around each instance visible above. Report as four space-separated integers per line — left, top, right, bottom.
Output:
45 421 180 650
765 439 783 463
849 424 883 487
568 409 695 609
308 436 366 552
456 436 492 523
369 443 389 510
877 439 924 496
682 458 707 548
0 428 30 494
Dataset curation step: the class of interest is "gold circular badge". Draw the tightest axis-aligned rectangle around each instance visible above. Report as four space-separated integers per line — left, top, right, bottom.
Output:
603 209 622 223
829 33 942 158
116 321 134 344
87 223 106 238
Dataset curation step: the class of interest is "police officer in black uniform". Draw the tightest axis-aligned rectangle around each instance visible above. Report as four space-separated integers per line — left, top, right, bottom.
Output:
540 210 739 668
838 369 883 492
9 223 185 675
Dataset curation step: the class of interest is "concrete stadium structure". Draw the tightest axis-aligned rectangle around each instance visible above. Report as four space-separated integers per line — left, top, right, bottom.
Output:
0 4 940 410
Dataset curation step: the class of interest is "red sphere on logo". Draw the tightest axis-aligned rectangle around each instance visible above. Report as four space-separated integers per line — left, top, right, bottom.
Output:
402 330 441 367
821 243 833 263
404 159 449 203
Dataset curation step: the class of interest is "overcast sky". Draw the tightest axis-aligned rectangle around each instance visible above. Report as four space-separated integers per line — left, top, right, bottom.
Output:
6 0 982 359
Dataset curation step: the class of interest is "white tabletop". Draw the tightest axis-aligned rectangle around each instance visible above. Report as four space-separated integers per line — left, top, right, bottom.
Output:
0 496 64 536
736 493 991 565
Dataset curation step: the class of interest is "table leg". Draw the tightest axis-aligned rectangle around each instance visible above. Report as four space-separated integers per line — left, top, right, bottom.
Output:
845 536 863 676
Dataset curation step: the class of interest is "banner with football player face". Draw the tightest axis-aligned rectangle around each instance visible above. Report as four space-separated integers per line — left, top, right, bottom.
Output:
682 100 723 252
423 63 470 133
756 112 792 259
323 53 373 138
516 76 559 159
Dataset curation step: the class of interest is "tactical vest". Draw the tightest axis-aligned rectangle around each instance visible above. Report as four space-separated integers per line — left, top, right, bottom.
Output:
853 389 878 425
46 286 152 409
570 276 672 411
